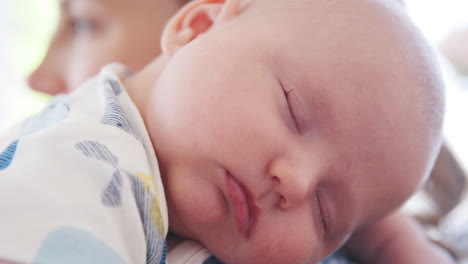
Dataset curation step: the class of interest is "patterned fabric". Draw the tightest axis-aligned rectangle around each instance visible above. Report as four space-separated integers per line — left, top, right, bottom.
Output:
193 253 355 264
321 253 356 264
0 64 167 264
101 87 142 144
0 140 18 170
202 256 224 264
34 227 126 264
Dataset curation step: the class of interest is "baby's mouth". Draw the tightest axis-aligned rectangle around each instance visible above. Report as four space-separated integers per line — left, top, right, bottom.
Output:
225 171 258 238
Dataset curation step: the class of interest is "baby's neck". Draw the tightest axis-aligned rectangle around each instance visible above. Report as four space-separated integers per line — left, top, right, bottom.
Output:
124 55 168 122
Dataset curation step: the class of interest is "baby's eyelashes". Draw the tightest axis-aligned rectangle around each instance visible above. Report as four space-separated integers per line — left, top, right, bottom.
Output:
285 89 301 133
279 79 308 134
288 89 310 134
315 188 331 237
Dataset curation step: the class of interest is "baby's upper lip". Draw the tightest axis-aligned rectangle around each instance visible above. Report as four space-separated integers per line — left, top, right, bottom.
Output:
225 171 259 238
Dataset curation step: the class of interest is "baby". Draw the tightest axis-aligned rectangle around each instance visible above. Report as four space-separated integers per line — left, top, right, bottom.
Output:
0 0 453 263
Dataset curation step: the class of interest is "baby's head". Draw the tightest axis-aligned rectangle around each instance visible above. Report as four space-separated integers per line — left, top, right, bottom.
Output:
136 0 444 263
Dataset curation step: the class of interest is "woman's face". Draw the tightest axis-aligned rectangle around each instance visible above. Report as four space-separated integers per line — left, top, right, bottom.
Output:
28 0 185 95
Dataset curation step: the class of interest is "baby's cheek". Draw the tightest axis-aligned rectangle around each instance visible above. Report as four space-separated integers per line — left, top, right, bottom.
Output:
167 170 227 235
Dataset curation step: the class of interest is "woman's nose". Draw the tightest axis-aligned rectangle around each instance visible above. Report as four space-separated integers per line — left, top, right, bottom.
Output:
269 155 319 209
28 30 68 96
28 65 67 96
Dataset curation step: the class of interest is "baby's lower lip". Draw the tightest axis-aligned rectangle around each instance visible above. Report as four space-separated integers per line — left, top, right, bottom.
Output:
225 172 257 238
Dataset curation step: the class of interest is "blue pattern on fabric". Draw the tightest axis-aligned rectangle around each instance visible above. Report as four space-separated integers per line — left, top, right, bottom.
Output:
198 252 354 264
101 84 141 144
75 141 118 167
127 172 165 264
202 256 224 264
16 96 70 137
104 78 123 96
320 252 355 264
33 226 125 264
102 170 124 207
159 241 167 264
0 140 19 170
75 140 165 264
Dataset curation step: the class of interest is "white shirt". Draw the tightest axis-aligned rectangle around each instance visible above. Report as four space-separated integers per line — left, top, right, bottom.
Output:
0 64 168 264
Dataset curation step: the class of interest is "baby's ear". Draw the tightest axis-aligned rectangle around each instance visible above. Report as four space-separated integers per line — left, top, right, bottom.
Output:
161 0 240 57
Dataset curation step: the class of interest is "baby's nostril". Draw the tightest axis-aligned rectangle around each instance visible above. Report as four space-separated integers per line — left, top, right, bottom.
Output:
278 195 287 208
272 176 281 185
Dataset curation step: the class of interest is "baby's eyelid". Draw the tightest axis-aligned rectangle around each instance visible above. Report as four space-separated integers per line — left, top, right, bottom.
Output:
286 89 300 132
316 189 331 235
279 80 300 133
314 190 326 237
286 89 307 134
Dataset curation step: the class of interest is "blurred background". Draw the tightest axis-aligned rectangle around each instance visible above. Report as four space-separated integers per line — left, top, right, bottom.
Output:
0 0 467 261
0 0 57 132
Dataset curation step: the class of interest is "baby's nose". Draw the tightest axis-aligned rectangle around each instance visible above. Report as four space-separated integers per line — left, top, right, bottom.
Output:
274 175 312 209
269 157 318 209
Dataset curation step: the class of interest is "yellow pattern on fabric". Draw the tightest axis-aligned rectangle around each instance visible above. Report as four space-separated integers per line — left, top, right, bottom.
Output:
151 197 164 236
136 173 165 236
136 173 155 192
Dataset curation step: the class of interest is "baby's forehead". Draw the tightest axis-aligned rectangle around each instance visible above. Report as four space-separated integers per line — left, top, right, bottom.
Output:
244 0 409 61
250 0 402 23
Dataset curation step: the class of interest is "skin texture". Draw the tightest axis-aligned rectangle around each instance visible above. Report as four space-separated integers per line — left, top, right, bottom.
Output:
123 0 448 263
28 0 186 95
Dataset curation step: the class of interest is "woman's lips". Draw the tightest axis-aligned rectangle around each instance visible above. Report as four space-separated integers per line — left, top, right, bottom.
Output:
225 172 258 238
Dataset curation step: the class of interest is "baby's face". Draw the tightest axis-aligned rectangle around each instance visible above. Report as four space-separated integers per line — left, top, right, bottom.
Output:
147 0 440 263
